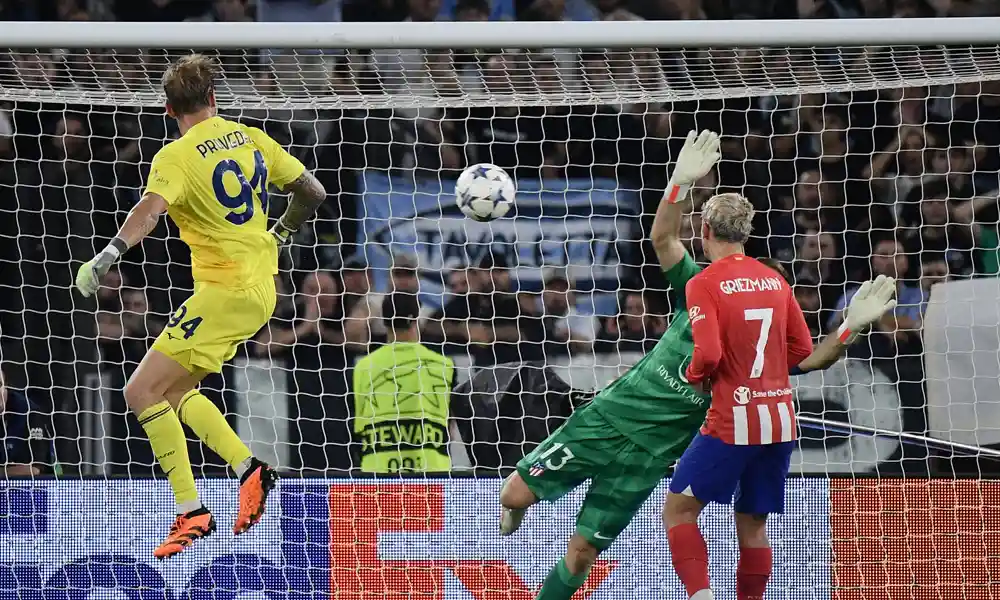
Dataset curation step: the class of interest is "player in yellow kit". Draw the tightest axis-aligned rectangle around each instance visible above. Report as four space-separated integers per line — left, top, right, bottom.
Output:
73 54 328 559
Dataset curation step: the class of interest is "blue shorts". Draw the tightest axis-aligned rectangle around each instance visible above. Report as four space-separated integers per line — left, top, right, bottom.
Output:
668 432 795 515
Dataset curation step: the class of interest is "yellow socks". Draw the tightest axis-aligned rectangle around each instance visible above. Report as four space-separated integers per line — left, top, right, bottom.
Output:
178 390 253 478
138 401 200 513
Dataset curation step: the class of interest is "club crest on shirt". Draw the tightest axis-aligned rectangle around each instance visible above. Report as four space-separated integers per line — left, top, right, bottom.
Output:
733 386 751 405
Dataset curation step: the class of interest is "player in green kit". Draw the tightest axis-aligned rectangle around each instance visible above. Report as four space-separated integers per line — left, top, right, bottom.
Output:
497 130 898 600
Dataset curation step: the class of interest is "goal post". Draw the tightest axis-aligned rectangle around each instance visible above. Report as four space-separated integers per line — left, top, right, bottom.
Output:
3 17 1000 598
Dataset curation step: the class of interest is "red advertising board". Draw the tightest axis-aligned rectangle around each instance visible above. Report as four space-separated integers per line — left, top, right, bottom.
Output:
328 484 616 600
831 479 1000 600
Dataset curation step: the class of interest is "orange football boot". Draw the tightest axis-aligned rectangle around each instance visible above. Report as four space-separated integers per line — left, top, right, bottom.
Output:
234 458 278 535
153 507 216 560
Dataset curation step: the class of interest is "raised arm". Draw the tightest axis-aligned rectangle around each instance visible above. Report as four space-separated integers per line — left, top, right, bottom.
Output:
791 275 897 374
650 130 721 271
952 193 1000 244
269 170 328 243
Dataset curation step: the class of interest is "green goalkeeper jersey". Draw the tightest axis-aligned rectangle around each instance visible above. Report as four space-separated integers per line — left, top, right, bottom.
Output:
592 252 711 456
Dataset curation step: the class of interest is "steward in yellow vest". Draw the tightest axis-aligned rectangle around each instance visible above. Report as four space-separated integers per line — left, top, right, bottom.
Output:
353 290 454 473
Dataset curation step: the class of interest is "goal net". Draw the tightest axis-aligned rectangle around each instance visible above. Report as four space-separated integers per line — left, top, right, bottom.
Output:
3 18 1000 599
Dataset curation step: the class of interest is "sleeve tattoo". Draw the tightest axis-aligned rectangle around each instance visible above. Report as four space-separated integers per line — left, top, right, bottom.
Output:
278 171 327 232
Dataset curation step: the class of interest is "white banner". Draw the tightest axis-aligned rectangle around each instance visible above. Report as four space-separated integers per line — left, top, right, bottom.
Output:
924 278 1000 446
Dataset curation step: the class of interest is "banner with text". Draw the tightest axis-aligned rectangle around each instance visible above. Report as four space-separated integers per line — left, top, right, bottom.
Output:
357 172 640 310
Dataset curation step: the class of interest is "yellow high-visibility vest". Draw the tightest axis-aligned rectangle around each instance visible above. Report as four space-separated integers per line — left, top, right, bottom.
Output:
353 342 454 473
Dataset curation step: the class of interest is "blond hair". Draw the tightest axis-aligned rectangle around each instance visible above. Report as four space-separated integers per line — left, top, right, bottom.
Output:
162 54 218 116
702 193 754 244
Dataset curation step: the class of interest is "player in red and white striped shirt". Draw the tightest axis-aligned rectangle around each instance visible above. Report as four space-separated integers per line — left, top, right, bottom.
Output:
685 250 812 446
663 192 896 600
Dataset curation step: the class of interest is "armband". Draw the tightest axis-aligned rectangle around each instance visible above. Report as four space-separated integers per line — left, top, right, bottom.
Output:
788 366 804 376
663 181 691 205
836 322 858 344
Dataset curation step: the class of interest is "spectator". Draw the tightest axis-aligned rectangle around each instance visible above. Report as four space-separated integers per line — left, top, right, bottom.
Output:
792 229 846 325
370 0 461 113
255 271 357 473
919 253 951 307
353 291 454 473
455 0 491 19
122 288 165 341
538 267 600 356
421 263 469 319
598 290 666 353
517 0 566 20
865 125 930 208
337 253 374 343
344 252 420 345
0 368 55 477
426 251 539 365
792 273 824 339
187 0 253 21
902 178 974 276
829 237 924 351
592 0 642 19
114 0 214 20
454 53 570 180
950 191 1000 276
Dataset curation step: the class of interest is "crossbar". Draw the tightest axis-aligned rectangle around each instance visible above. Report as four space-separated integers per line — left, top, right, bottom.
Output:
0 18 999 50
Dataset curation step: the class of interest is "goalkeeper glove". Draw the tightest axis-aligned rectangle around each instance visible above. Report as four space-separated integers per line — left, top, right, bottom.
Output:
837 274 898 344
269 218 296 246
75 237 128 298
664 129 722 204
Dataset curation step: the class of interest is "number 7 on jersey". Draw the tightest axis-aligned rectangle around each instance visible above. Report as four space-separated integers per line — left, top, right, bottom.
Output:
744 308 773 379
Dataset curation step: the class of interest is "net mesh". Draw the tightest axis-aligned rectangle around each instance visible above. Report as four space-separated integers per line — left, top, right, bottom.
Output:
3 38 1000 598
2 45 1000 107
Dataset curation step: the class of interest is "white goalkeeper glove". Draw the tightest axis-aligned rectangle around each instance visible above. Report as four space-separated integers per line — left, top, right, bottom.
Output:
74 238 128 298
838 274 898 344
664 129 722 204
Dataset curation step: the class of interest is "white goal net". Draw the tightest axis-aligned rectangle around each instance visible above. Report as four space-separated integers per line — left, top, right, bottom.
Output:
3 18 1000 600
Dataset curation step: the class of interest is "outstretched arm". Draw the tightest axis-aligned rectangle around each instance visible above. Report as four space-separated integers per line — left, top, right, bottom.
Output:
650 130 720 272
792 333 849 374
791 275 898 374
74 192 168 298
269 171 328 243
115 192 169 249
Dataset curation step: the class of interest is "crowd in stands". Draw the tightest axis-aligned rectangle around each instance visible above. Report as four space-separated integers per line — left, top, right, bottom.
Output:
1 0 1000 475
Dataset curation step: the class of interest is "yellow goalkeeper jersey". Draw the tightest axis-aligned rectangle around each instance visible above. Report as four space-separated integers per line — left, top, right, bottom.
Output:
144 116 305 288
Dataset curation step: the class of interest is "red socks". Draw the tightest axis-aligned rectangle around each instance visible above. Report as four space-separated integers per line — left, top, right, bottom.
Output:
669 525 772 600
668 523 710 597
736 546 773 600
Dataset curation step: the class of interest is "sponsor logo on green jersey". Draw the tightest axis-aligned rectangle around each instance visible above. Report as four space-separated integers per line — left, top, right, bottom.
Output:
655 360 707 407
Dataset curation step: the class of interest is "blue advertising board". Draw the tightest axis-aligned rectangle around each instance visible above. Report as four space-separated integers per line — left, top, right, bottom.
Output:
0 479 831 600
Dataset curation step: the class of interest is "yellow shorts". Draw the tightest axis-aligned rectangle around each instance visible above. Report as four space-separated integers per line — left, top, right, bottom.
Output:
151 278 276 374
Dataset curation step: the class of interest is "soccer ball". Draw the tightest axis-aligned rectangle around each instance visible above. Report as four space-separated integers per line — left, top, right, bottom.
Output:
455 163 515 222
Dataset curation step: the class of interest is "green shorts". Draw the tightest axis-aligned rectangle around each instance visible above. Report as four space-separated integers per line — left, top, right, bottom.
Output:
515 403 688 550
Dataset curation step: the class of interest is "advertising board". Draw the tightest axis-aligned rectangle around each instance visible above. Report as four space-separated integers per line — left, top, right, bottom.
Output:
1 479 997 599
0 479 827 600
